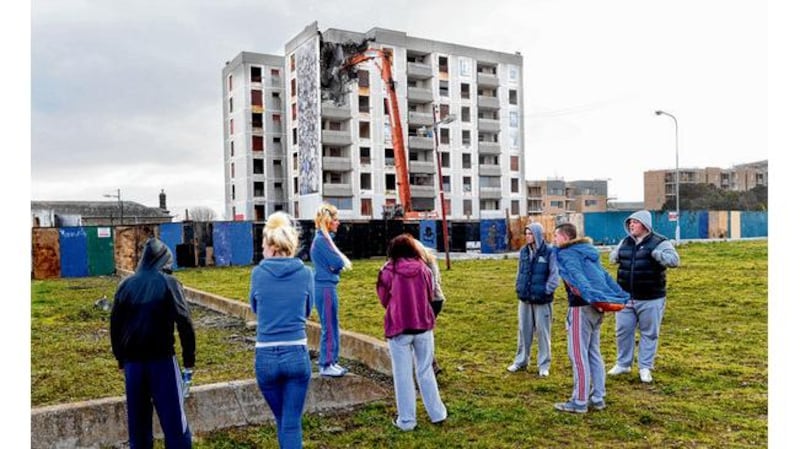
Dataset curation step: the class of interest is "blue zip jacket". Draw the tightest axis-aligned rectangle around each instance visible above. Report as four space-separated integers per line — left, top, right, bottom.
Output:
249 257 313 343
310 230 347 284
554 237 630 308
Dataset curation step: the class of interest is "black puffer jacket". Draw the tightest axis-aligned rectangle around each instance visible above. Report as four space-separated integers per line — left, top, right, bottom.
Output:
110 238 195 369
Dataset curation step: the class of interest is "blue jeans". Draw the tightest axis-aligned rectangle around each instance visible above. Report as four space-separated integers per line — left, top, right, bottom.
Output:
124 356 192 449
255 345 312 449
613 297 666 370
387 331 447 430
314 283 340 367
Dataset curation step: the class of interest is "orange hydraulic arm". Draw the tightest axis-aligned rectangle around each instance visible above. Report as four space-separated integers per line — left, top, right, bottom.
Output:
342 49 412 215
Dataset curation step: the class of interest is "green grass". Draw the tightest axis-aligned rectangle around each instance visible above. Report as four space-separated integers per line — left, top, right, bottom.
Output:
32 240 767 447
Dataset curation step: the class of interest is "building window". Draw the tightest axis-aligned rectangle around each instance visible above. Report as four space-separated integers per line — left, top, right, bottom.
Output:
359 121 370 139
229 118 234 134
361 198 372 216
462 130 471 146
585 199 598 207
462 154 472 170
463 176 472 192
273 159 282 174
253 159 264 174
291 79 297 97
231 163 235 178
510 155 519 171
510 111 518 128
439 80 449 97
511 178 519 193
461 106 470 122
250 67 262 83
360 173 372 190
441 152 450 168
463 199 472 216
438 56 448 73
459 58 470 77
358 70 369 87
439 104 449 119
511 200 519 215
550 200 564 208
227 74 232 92
440 128 450 145
231 184 236 200
509 66 518 81
443 175 451 192
230 140 234 157
252 113 263 129
385 173 396 191
359 95 369 113
252 135 263 152
444 199 451 216
228 97 233 113
360 147 371 164
290 54 295 72
255 205 265 222
480 199 499 210
509 89 518 105
461 83 470 99
254 182 264 197
292 128 297 145
251 89 262 106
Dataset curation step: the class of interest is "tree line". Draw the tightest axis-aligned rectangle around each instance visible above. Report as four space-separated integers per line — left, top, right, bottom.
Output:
661 184 767 211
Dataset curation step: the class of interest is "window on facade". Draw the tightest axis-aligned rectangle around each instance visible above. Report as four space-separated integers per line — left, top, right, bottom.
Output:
254 182 264 197
255 205 265 222
550 200 563 208
292 128 297 145
462 154 471 170
480 199 499 210
463 176 472 192
462 130 471 146
440 128 450 145
441 152 450 168
227 74 232 92
230 140 234 157
444 199 451 216
252 135 263 152
585 199 598 207
510 155 519 171
291 79 296 97
291 103 297 121
361 199 372 216
273 159 282 175
439 80 449 97
439 104 449 119
290 54 295 72
443 175 451 192
358 70 369 88
231 184 236 200
511 200 519 215
463 199 472 216
509 89 518 105
438 56 448 73
360 147 371 164
359 95 369 113
251 90 262 106
228 97 233 113
510 111 518 128
360 173 372 190
385 174 396 190
461 83 470 99
229 118 234 134
253 159 264 174
509 66 518 81
385 148 395 166
252 113 263 129
511 178 519 193
359 121 370 139
231 163 235 178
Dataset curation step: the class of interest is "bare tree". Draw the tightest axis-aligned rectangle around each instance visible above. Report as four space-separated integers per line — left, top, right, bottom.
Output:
188 206 217 222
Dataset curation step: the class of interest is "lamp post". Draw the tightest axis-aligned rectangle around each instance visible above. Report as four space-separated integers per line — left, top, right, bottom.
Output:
104 188 123 225
655 110 680 244
430 106 455 270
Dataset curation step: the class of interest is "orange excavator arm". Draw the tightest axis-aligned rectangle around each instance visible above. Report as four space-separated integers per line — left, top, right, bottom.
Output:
341 49 412 215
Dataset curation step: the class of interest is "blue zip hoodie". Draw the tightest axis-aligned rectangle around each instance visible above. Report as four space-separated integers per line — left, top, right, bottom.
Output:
554 237 630 308
249 257 314 344
310 230 347 284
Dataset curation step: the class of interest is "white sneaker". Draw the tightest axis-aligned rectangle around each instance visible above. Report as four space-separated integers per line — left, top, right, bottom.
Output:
333 363 349 374
538 369 549 378
607 365 632 376
320 364 345 377
507 363 526 373
639 368 653 383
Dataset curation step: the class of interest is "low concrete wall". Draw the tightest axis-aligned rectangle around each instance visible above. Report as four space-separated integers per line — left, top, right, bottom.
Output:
31 374 389 449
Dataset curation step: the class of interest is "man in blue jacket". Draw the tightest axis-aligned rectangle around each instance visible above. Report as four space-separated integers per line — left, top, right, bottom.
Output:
111 238 195 448
608 210 680 383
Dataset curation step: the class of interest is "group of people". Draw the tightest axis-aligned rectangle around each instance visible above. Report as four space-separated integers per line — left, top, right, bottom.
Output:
109 206 677 448
508 211 680 414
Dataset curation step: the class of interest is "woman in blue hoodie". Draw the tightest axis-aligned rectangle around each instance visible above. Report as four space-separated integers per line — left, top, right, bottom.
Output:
250 212 314 449
310 203 352 377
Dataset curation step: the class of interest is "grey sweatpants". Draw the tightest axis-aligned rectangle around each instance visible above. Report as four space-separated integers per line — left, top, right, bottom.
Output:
512 301 552 371
566 305 605 405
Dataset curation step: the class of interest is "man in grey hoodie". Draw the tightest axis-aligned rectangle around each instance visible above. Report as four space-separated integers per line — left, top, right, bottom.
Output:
607 210 680 383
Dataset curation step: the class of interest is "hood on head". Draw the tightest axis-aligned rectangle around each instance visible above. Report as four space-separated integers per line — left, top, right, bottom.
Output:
624 210 653 236
386 258 425 277
257 257 306 278
527 222 545 250
137 238 174 272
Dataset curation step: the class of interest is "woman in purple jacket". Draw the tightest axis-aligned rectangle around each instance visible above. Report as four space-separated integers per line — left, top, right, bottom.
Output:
376 234 447 431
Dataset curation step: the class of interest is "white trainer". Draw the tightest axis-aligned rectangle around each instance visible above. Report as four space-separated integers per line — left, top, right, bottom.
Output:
320 364 345 377
333 363 349 374
639 368 653 383
506 363 526 373
607 365 632 376
539 369 549 378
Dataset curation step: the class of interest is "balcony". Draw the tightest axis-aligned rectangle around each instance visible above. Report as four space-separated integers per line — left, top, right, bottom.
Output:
408 135 434 150
478 118 501 132
407 62 433 80
478 141 501 155
322 156 352 172
321 129 351 146
322 183 353 197
408 87 433 104
479 164 502 176
410 184 436 198
477 72 499 88
408 111 434 127
479 187 502 199
321 102 351 119
477 95 501 110
409 160 436 174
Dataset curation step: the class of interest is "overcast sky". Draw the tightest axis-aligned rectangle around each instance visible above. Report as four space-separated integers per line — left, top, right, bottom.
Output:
30 0 767 218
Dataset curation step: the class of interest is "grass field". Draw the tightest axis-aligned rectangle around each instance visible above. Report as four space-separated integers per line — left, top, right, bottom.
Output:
32 240 767 448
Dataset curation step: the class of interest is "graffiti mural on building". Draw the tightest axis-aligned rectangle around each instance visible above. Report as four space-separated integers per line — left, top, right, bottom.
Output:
297 37 320 194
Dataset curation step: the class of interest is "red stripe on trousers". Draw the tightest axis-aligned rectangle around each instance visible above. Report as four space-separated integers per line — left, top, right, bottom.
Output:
571 307 586 401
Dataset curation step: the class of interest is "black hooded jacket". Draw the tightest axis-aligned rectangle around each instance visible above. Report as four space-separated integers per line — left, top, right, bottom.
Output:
110 238 195 369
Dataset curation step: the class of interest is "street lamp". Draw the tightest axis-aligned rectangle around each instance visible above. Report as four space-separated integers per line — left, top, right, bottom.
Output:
655 110 680 244
103 188 123 225
426 106 456 270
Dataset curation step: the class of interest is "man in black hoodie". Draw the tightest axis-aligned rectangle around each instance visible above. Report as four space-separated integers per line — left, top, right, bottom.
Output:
111 238 195 449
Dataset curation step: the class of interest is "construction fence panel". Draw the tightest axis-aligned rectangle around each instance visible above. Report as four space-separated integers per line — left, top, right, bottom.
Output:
114 225 157 272
707 211 729 239
58 227 89 278
419 220 437 250
739 211 768 238
32 228 61 280
212 221 253 267
653 210 707 240
583 212 631 245
157 223 183 271
450 221 481 253
86 226 115 276
480 219 507 253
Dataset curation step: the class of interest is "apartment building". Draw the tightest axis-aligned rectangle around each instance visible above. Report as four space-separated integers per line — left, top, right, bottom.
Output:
643 160 768 210
222 52 287 221
526 179 608 215
217 22 520 222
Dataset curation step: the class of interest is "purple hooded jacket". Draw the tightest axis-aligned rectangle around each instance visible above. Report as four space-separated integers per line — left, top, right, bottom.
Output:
376 258 435 338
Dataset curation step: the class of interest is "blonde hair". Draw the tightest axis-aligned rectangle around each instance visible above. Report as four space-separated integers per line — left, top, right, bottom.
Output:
263 211 299 257
413 238 436 265
314 202 339 232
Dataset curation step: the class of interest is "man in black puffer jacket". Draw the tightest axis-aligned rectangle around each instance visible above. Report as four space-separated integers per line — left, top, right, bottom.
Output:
111 237 195 448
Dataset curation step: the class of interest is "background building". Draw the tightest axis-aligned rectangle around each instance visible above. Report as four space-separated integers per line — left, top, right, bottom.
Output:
222 52 287 221
223 22 525 221
643 160 768 210
526 179 608 215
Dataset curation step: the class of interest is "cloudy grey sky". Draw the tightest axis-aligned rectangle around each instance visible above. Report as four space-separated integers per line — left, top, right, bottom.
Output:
31 0 767 218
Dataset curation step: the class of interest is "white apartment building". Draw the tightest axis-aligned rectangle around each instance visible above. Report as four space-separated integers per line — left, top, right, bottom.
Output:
223 23 525 221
